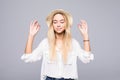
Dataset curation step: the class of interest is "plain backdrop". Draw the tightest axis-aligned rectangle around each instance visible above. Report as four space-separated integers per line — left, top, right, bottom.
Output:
0 0 120 80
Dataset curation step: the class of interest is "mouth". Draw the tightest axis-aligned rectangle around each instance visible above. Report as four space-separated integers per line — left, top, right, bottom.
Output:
57 28 62 31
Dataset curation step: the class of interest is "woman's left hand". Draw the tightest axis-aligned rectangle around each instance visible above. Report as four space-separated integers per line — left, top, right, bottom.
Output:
78 20 89 40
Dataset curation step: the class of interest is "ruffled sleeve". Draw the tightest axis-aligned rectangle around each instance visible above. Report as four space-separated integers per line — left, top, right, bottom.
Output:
77 50 94 63
73 39 94 63
21 38 47 63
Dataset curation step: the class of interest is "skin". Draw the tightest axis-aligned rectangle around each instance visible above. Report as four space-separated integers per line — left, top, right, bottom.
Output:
52 14 66 47
78 20 91 51
24 20 40 53
52 14 66 35
24 14 91 54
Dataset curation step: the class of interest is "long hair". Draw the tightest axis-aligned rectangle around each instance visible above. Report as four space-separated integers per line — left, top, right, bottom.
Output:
46 9 73 63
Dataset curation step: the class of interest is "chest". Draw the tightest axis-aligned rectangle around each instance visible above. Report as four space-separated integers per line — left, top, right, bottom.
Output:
43 48 77 65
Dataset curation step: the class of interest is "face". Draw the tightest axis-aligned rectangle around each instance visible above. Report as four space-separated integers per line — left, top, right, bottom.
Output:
52 14 66 34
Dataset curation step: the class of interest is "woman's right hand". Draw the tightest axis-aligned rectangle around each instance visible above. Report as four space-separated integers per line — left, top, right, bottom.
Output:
29 20 40 37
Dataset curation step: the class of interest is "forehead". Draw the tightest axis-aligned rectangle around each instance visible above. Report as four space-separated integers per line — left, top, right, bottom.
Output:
53 14 65 20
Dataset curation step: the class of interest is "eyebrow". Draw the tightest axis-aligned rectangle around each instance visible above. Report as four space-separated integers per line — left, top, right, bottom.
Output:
53 19 65 22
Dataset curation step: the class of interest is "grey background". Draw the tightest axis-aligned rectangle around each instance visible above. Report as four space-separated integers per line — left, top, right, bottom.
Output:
0 0 120 80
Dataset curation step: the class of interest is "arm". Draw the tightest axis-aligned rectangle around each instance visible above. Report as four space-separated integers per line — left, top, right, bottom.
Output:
25 20 40 54
77 20 94 63
78 20 91 52
83 34 91 52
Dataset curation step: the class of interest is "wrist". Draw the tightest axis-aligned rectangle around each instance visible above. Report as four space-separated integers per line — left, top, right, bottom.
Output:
28 34 35 39
83 36 89 40
83 40 90 42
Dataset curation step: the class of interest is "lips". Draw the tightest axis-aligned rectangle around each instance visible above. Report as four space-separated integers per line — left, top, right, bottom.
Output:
57 28 62 31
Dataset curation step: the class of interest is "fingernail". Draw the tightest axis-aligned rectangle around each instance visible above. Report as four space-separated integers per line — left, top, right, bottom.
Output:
78 24 80 27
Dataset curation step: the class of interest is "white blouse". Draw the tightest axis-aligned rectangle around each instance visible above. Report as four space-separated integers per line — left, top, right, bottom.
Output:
21 38 94 80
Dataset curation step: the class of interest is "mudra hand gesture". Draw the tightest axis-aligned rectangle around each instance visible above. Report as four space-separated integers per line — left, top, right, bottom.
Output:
78 20 89 40
29 20 40 37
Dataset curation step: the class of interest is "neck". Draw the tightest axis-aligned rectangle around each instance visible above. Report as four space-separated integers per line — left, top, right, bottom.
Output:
55 33 64 49
55 33 64 40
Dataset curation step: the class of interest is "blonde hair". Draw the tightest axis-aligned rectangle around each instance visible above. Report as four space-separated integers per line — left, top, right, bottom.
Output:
46 9 73 63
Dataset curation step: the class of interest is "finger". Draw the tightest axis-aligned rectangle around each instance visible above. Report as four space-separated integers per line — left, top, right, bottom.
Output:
36 23 40 29
30 21 33 29
34 20 38 26
79 28 84 34
31 20 37 27
78 24 80 28
80 20 87 25
78 23 83 28
81 20 88 29
78 24 84 33
79 24 87 32
30 20 36 28
80 23 84 29
80 20 86 24
36 22 40 29
36 26 40 31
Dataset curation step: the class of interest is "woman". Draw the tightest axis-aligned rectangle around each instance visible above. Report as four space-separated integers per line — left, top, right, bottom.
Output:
21 9 94 80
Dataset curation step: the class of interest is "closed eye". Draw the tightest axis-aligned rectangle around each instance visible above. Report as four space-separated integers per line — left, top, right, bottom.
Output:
53 20 57 24
60 22 64 24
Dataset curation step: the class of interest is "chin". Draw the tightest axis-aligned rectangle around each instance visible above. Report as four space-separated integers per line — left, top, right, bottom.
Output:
55 30 65 34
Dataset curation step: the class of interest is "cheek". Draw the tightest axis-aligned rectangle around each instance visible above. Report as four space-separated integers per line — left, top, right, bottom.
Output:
62 23 66 28
53 24 57 28
53 25 57 30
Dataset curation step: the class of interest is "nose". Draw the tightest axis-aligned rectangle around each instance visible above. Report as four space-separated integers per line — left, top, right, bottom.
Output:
57 25 60 27
57 23 61 27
